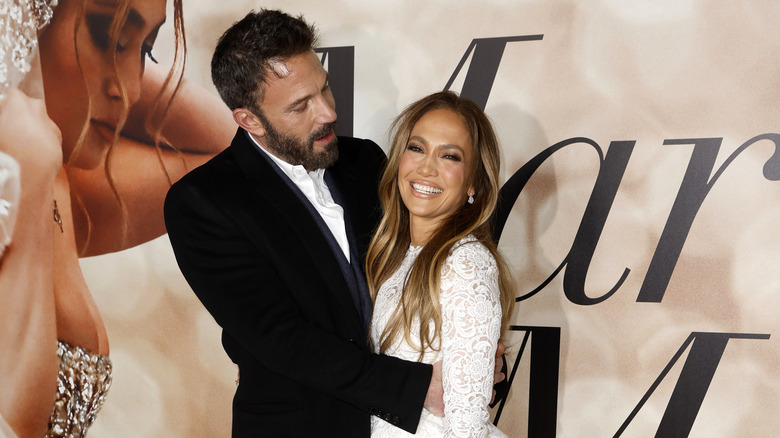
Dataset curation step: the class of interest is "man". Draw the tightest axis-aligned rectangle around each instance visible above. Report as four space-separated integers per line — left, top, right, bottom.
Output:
164 9 437 437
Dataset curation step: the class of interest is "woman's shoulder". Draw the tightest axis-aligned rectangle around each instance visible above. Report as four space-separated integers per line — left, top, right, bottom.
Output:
441 235 501 299
449 235 494 260
445 235 498 274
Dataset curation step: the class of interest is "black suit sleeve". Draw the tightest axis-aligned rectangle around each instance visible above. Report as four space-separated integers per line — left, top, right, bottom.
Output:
164 154 430 433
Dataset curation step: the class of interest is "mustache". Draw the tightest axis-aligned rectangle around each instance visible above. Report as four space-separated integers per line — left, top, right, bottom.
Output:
309 122 337 143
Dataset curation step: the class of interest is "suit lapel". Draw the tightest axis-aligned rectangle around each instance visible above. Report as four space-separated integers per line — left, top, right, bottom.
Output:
228 129 364 333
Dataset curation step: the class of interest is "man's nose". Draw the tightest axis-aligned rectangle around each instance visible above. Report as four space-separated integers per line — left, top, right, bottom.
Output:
315 96 337 124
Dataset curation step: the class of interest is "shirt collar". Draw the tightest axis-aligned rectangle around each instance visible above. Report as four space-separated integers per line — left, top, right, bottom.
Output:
245 130 325 181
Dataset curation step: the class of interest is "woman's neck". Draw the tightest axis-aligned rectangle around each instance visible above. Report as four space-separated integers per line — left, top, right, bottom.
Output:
409 218 439 247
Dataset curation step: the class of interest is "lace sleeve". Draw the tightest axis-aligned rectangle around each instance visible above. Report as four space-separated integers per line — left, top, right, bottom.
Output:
0 151 20 258
439 239 502 438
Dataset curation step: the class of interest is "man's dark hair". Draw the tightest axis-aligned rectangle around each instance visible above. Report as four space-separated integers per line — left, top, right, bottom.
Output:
211 9 319 115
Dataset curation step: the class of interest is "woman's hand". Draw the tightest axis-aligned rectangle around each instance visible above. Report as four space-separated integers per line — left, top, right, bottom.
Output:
424 361 444 416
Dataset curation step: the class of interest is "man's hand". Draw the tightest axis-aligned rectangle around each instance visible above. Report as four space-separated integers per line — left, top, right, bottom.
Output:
491 342 507 405
423 361 444 417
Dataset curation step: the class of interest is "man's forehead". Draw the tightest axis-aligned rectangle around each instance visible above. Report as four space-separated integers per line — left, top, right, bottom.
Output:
260 53 326 106
266 58 292 78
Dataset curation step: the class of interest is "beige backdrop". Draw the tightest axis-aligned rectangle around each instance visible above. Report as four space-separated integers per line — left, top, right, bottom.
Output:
83 1 780 436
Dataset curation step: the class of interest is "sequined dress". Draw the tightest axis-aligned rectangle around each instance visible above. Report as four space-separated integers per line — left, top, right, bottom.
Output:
370 236 507 438
45 341 112 438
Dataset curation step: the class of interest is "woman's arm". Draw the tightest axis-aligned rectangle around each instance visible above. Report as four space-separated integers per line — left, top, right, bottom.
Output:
439 240 506 438
0 89 62 437
123 63 236 155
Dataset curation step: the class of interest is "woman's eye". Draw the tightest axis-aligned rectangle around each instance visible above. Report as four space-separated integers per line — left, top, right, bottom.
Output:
85 14 113 51
443 153 462 162
406 144 423 153
86 14 131 54
142 44 158 64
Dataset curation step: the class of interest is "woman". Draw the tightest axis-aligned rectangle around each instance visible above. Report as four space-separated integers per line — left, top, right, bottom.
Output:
366 91 515 437
0 0 234 436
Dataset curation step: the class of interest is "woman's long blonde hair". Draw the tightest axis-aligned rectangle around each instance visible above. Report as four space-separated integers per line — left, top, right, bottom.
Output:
366 91 515 358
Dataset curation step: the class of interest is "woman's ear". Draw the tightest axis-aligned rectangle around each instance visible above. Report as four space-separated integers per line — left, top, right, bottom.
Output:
233 108 266 137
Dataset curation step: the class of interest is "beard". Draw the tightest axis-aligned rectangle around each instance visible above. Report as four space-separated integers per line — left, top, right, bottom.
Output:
259 113 339 170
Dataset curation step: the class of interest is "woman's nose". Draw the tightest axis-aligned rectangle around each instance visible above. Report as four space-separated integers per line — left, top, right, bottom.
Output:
417 154 436 176
104 65 142 107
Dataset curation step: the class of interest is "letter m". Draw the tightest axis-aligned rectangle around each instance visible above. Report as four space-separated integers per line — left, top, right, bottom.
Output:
444 35 543 109
494 325 560 437
615 332 770 437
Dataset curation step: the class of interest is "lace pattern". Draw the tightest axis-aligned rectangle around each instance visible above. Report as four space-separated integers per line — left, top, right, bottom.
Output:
370 236 507 438
45 340 112 438
0 0 57 104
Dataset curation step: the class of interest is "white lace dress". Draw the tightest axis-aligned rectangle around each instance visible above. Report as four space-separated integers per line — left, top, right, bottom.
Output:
370 235 507 438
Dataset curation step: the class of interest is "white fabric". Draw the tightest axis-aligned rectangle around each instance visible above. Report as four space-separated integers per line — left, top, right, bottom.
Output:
0 411 17 438
0 151 20 258
370 235 507 438
0 0 56 104
248 133 350 261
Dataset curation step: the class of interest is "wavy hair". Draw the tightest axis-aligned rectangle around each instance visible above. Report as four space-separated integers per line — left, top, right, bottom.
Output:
366 91 515 358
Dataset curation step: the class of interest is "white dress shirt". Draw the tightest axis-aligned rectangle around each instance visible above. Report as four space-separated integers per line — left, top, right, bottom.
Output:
248 133 351 262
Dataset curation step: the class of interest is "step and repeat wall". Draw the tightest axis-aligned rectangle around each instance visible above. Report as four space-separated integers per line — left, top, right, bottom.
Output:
82 1 780 436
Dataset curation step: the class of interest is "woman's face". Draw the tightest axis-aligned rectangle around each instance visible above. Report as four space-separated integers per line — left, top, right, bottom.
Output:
397 108 474 238
39 0 166 169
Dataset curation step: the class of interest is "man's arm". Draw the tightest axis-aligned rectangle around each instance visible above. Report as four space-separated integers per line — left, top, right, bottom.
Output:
164 176 431 433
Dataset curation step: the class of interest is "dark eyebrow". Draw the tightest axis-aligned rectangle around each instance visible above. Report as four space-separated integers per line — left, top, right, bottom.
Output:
408 135 465 154
127 8 166 31
285 72 330 111
126 9 146 27
94 1 166 30
409 135 428 145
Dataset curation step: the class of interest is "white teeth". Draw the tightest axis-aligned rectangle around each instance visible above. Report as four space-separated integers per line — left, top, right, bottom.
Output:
411 182 442 194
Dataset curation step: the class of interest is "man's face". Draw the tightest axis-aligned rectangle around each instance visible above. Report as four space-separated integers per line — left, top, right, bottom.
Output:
254 51 338 170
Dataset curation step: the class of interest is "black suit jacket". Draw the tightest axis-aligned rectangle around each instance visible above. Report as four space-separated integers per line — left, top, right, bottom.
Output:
164 129 431 437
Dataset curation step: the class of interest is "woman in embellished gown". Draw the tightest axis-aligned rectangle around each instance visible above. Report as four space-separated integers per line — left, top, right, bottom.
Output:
366 91 515 437
0 0 234 436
